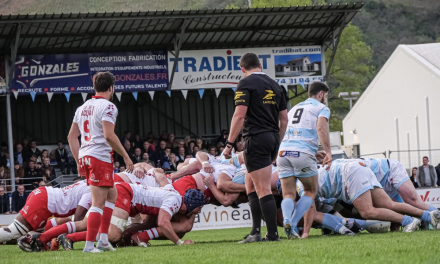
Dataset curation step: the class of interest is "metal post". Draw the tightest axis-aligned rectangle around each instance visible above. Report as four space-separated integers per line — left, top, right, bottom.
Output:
395 118 400 161
168 19 189 91
349 98 353 110
415 116 420 164
5 57 16 192
407 132 411 169
425 97 432 160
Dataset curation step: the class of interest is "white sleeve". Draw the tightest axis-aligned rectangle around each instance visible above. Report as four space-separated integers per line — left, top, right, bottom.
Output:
78 193 91 210
101 103 118 124
161 195 181 217
73 107 81 124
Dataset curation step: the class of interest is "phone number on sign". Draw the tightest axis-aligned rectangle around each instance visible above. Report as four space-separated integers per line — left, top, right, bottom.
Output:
275 76 323 85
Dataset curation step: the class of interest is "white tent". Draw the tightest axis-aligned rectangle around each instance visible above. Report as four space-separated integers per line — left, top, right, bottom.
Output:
343 43 440 167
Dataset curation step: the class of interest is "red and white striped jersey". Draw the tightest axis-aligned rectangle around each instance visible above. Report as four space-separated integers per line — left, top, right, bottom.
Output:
73 96 118 163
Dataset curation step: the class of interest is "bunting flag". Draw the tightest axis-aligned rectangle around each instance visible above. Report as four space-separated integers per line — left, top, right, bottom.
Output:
64 92 71 102
198 89 204 99
132 91 138 101
298 80 305 89
148 91 155 100
166 90 171 97
30 91 36 102
81 92 88 102
13 90 19 99
181 90 188 100
47 92 54 102
231 87 236 92
215 88 221 98
115 92 122 101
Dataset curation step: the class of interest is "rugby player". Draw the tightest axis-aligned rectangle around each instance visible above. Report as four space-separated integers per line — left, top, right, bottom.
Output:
0 180 90 247
277 81 332 239
68 72 134 253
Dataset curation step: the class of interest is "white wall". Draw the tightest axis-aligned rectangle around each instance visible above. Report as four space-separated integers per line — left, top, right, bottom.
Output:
343 45 440 163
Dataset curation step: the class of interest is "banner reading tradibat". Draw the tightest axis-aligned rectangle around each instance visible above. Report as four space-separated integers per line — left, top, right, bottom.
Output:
168 46 323 90
13 51 168 94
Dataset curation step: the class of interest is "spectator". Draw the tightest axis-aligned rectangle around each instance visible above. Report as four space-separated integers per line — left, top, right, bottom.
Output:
160 147 173 169
21 138 29 150
176 147 186 164
120 130 132 145
184 136 191 148
147 132 157 146
168 153 178 171
28 140 42 159
437 163 440 187
37 149 49 164
219 146 225 155
133 134 143 149
14 143 24 166
160 131 169 142
131 148 143 164
153 140 167 164
55 141 70 174
0 143 8 168
13 161 24 186
185 154 192 159
119 166 126 173
11 185 28 214
166 133 178 149
117 140 134 166
142 140 155 158
41 158 56 181
195 136 206 150
39 180 47 187
187 141 196 157
216 129 228 145
24 160 41 190
0 166 11 192
417 156 438 188
410 167 419 188
193 146 200 157
114 161 120 173
0 186 10 214
173 140 185 155
141 153 156 167
216 141 225 151
208 146 217 157
28 154 38 165
36 162 42 171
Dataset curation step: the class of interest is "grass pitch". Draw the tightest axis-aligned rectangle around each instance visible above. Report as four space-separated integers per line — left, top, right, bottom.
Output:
1 227 439 264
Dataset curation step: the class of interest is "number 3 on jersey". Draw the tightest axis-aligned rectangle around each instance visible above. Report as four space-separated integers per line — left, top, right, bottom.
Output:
292 108 304 124
83 120 91 141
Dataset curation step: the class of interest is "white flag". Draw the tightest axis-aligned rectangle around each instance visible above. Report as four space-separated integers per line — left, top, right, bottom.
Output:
81 92 88 102
215 89 221 98
148 91 155 100
47 92 54 102
181 90 188 99
115 92 122 101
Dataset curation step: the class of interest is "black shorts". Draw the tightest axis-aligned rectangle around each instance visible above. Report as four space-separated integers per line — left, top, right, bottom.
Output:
243 132 280 173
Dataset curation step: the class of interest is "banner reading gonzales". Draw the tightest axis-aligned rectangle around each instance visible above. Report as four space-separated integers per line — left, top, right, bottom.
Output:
168 46 322 89
13 51 168 94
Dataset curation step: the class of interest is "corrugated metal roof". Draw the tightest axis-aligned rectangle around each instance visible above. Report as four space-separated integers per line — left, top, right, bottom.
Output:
407 43 440 72
0 3 363 55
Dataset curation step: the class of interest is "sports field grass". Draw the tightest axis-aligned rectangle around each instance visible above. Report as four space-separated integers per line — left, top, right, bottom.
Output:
2 227 440 264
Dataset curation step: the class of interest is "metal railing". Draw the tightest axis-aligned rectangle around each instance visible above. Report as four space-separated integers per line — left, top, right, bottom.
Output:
389 149 440 172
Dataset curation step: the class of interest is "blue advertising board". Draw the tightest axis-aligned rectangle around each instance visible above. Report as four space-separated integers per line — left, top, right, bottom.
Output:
13 51 168 94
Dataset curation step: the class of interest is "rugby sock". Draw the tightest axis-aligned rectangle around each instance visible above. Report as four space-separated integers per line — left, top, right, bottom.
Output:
40 222 76 244
353 219 367 229
322 214 344 232
401 215 413 227
99 202 115 245
2 220 29 241
290 196 314 227
248 192 262 235
281 198 295 223
85 207 103 251
44 218 58 231
332 216 368 230
260 194 278 240
67 231 87 242
137 228 160 242
421 211 432 222
429 205 437 212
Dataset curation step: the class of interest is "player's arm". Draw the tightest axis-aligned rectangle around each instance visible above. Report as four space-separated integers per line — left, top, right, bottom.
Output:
73 205 88 222
67 122 81 165
102 121 133 172
278 109 288 142
224 105 247 159
158 209 182 245
317 116 332 167
204 175 238 206
196 151 214 173
216 174 246 193
153 169 169 187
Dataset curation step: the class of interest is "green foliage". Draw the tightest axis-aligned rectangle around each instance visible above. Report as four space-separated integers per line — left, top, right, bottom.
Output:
2 227 440 263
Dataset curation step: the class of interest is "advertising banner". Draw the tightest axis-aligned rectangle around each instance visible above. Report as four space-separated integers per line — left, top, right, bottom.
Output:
12 51 168 94
168 46 323 90
416 187 440 208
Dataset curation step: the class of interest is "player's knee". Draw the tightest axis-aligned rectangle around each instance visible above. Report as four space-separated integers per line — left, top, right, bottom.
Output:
108 232 121 243
358 208 375 220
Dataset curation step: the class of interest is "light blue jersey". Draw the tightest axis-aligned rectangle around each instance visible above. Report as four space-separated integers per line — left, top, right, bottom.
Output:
279 98 330 155
334 158 390 187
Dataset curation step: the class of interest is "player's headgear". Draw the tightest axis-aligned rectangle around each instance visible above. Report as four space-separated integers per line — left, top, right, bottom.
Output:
276 179 282 196
184 189 205 214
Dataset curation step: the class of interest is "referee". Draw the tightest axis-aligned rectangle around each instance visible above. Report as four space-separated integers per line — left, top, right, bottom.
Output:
223 53 288 242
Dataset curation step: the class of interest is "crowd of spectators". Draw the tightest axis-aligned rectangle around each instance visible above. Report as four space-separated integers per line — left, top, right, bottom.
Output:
112 129 241 173
410 156 440 188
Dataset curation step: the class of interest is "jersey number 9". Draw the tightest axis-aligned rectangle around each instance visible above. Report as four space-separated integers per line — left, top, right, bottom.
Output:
84 120 91 141
292 108 304 124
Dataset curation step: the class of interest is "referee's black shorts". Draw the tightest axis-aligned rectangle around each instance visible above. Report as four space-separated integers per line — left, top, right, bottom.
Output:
243 132 280 173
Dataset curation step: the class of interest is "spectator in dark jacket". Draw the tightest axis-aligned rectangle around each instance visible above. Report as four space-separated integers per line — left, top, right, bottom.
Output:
410 167 419 188
131 148 143 164
11 185 28 213
55 141 70 174
28 140 42 160
0 186 10 214
437 163 440 187
41 157 56 181
24 161 41 190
